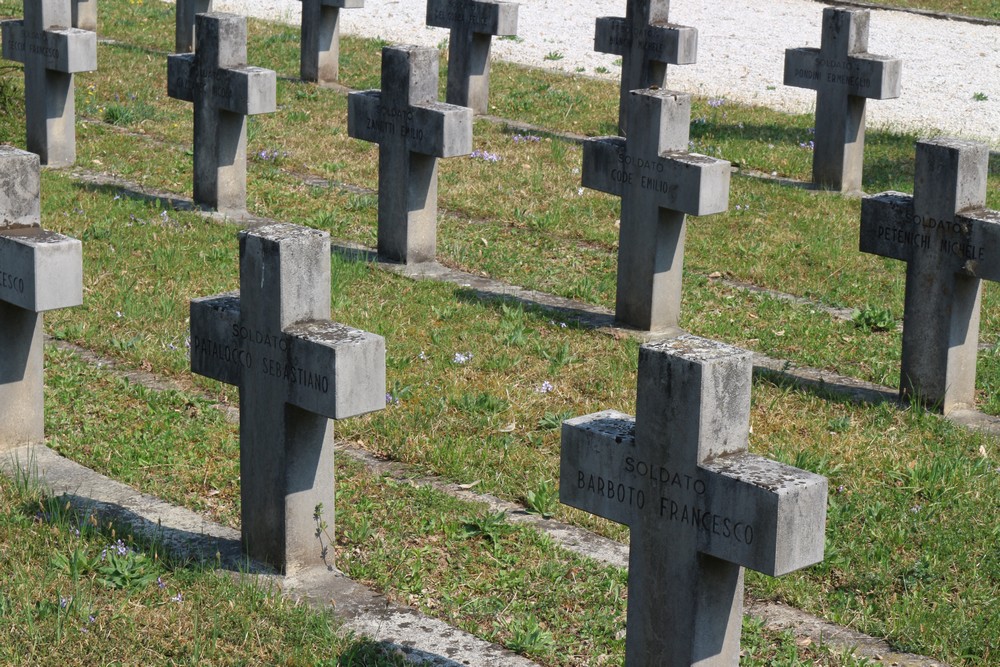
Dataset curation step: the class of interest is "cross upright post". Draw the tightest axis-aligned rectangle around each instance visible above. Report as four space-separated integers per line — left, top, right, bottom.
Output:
168 12 277 216
0 146 83 451
860 138 1000 414
1 0 97 167
784 8 902 192
175 0 213 53
72 0 97 31
561 335 828 666
347 45 473 265
583 87 730 332
190 222 386 573
297 0 364 84
595 0 697 135
426 0 519 115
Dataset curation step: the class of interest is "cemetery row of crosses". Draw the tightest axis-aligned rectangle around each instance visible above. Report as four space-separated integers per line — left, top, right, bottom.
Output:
0 0 997 664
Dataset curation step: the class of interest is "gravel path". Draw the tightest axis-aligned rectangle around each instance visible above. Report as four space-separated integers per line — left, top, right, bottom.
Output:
207 0 1000 148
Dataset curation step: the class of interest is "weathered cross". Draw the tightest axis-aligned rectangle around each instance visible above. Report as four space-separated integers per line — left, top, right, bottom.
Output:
860 138 1000 414
583 87 730 332
0 146 83 451
784 8 902 192
347 45 473 265
297 0 364 84
1 0 97 167
190 222 386 573
561 335 827 667
72 0 96 31
426 0 519 115
168 12 276 216
595 0 696 135
174 0 212 53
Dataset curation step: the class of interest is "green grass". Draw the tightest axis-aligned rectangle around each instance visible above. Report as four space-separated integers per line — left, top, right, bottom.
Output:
0 0 997 663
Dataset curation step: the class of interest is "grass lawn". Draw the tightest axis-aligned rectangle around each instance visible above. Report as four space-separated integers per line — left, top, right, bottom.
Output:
0 0 998 664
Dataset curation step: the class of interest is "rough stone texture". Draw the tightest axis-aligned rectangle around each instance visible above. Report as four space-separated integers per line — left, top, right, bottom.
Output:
175 0 213 52
0 147 82 452
1 0 97 167
426 0 519 115
784 8 902 192
582 88 730 332
560 334 827 667
168 12 276 215
190 222 385 573
297 0 363 84
72 0 97 31
347 45 472 264
860 138 997 414
595 0 697 135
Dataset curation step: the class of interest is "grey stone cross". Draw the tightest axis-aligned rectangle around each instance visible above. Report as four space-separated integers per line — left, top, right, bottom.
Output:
347 45 473 265
860 138 1000 414
168 12 276 216
174 0 212 53
784 8 902 192
72 0 96 31
0 147 83 451
426 0 519 115
595 0 696 135
1 0 97 167
190 222 386 573
297 0 364 84
561 335 827 667
582 88 730 332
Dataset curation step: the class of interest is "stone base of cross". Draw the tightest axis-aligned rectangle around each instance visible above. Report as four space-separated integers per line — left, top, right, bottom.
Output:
784 8 901 192
0 147 83 451
298 0 364 84
347 45 473 265
426 0 519 115
860 138 1000 414
175 0 213 53
1 0 98 167
561 335 827 666
190 222 386 573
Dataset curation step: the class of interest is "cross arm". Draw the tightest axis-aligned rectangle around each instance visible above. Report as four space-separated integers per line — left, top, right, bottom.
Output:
785 48 901 99
215 66 277 116
653 151 731 216
860 192 917 262
190 292 244 386
306 0 365 8
0 230 82 312
282 320 386 420
347 90 385 145
582 137 627 198
167 53 197 103
1 22 97 73
427 0 519 35
409 102 473 157
699 453 827 576
559 410 641 527
595 16 697 64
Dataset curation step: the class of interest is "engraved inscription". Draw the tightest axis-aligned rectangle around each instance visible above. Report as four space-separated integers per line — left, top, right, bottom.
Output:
0 267 26 294
876 213 987 262
4 30 61 60
367 106 425 141
431 0 493 28
603 24 667 55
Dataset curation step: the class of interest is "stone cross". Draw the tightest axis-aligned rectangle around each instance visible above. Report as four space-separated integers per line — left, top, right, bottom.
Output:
595 0 696 135
190 222 386 573
175 0 212 53
583 87 730 332
426 0 519 115
784 8 902 192
347 45 473 265
860 138 1000 415
72 0 97 31
297 0 364 84
167 12 276 216
561 335 827 667
0 147 83 451
1 0 97 167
